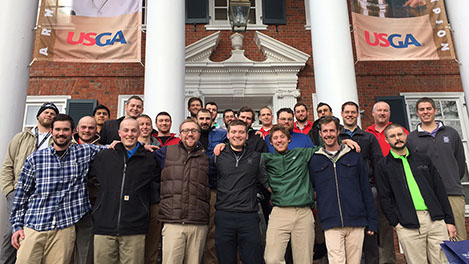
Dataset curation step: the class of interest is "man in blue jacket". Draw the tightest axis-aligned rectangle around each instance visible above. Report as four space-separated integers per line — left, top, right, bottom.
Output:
309 116 378 264
265 108 314 153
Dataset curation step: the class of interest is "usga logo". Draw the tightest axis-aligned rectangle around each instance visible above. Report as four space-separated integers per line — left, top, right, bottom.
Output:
364 30 421 49
67 30 127 47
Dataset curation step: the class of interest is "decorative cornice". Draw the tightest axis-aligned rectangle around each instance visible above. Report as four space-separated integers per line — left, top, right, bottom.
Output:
185 31 220 62
254 31 310 63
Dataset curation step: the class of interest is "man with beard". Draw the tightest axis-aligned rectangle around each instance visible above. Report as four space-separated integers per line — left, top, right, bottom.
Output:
152 112 180 146
100 95 144 144
309 116 378 264
293 103 313 134
196 109 226 264
10 114 107 263
154 119 211 263
0 102 58 264
222 109 236 129
205 102 220 128
375 123 456 264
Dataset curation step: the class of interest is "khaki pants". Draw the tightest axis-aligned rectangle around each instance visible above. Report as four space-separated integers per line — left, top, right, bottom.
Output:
162 223 208 264
448 195 467 241
145 204 162 264
324 226 365 264
94 234 145 264
264 207 315 264
16 225 76 264
204 189 217 264
395 211 448 264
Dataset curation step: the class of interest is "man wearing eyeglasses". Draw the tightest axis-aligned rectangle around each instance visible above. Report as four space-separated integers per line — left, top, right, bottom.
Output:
153 119 212 264
265 108 314 153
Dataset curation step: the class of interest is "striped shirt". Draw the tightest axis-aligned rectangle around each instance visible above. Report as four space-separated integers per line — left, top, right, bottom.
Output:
10 143 106 232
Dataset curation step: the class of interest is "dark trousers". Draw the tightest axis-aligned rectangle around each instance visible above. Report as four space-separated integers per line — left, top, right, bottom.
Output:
215 210 262 264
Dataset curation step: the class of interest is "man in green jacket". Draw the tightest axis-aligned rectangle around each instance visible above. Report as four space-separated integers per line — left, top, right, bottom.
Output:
263 125 318 264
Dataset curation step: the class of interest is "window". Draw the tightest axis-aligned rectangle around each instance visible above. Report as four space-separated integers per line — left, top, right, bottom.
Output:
402 92 469 212
206 0 266 30
24 96 70 129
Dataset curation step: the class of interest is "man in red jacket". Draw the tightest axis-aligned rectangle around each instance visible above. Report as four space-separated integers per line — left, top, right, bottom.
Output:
153 112 180 146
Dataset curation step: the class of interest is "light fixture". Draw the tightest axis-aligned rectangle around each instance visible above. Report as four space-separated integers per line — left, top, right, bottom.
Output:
229 0 251 32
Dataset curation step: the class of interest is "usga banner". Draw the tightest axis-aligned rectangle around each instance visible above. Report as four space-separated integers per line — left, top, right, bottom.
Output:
33 0 142 63
351 0 456 61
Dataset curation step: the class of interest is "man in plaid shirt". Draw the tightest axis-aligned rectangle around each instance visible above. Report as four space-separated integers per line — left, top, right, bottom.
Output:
10 114 106 263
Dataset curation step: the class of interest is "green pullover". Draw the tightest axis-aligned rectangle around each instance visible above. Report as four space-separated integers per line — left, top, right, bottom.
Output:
262 147 318 207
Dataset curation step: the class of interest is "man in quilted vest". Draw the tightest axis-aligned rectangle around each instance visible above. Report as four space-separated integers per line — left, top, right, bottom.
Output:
154 119 212 264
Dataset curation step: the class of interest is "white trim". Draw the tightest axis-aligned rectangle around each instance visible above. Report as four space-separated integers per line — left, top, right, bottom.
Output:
304 0 311 30
185 31 309 116
117 94 144 118
24 95 71 129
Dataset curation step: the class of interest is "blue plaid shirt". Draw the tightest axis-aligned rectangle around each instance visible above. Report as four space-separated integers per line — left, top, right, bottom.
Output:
10 143 106 232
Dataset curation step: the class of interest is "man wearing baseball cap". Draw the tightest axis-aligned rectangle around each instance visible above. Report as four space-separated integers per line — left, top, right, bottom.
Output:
0 102 59 264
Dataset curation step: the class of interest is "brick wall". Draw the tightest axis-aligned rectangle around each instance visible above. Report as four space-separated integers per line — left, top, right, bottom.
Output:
28 0 463 127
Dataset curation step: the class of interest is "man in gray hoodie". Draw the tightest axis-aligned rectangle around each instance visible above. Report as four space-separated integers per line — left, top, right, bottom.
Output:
407 97 467 240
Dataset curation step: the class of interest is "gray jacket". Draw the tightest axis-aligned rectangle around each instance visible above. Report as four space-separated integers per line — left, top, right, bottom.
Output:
407 121 466 196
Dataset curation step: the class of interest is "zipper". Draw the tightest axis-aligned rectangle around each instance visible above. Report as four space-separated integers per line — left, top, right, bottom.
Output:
333 162 344 227
116 152 128 234
231 148 245 168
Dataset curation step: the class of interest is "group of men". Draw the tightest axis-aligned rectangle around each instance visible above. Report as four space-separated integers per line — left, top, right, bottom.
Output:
0 94 466 264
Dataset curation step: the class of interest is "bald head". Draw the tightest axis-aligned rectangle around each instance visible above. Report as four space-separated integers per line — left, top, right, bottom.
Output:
372 101 391 126
119 118 140 150
77 116 97 143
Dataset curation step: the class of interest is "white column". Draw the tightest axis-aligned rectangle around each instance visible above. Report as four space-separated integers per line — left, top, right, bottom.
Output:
445 0 469 117
0 0 39 235
309 0 359 124
144 0 186 131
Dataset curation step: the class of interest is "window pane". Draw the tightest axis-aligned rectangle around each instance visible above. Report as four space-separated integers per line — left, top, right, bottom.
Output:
215 0 227 7
249 9 256 24
441 100 459 119
250 0 255 7
445 120 463 137
25 106 41 127
215 8 227 20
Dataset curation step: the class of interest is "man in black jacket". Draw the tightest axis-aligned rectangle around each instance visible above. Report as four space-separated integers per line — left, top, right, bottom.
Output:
214 119 270 264
375 123 456 264
99 95 144 144
339 101 383 264
89 118 160 264
237 106 268 153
